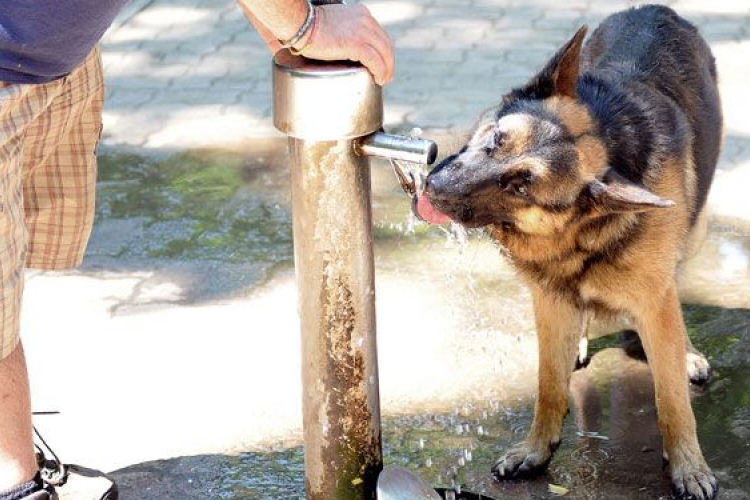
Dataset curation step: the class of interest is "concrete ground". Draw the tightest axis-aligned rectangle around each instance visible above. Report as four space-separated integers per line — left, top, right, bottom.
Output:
18 0 750 498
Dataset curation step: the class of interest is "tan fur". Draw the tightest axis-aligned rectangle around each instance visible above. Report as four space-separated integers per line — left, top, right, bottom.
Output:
495 114 534 157
514 206 574 235
575 135 608 178
544 97 594 136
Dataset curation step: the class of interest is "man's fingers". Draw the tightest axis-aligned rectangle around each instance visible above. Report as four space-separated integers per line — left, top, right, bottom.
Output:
296 3 394 85
351 18 393 84
362 21 394 83
358 5 394 75
356 43 389 85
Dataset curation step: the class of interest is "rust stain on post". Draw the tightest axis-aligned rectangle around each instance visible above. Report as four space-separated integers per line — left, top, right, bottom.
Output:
317 269 381 498
293 139 382 500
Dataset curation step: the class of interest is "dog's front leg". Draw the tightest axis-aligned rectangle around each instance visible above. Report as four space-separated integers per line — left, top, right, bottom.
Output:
493 286 580 479
635 284 717 500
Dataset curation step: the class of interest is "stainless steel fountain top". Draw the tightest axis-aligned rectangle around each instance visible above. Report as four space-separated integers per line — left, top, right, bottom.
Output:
273 50 382 141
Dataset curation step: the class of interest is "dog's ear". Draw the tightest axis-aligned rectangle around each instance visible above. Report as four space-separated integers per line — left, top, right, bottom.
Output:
582 172 675 214
511 26 588 101
542 25 588 98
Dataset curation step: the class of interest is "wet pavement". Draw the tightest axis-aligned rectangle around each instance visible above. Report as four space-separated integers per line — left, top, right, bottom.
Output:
18 0 750 499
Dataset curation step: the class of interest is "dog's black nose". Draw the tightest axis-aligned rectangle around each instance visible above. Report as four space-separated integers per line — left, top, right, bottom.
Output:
424 154 462 194
424 171 448 196
423 174 435 194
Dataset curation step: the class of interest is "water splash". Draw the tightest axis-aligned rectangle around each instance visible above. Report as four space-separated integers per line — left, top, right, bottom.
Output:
440 223 470 252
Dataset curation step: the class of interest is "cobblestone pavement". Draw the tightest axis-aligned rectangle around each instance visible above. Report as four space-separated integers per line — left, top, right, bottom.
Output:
99 0 748 141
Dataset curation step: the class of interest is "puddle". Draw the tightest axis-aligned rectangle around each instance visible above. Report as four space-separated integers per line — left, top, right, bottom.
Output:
95 142 750 499
89 142 295 302
193 346 750 500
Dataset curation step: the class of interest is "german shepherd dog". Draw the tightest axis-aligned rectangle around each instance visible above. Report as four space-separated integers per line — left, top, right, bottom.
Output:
415 5 722 499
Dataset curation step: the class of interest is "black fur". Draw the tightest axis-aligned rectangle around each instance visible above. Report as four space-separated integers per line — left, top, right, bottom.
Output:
580 5 721 223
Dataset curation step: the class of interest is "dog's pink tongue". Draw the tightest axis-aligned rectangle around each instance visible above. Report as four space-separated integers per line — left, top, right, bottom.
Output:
415 192 452 225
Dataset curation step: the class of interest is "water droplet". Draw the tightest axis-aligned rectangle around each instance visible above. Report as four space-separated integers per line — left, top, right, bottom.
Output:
408 127 424 139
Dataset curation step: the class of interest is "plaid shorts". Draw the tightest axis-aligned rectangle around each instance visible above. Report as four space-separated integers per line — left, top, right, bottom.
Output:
0 47 104 360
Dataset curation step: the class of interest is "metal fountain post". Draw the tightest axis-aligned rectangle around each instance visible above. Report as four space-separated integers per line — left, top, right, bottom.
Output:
272 49 436 500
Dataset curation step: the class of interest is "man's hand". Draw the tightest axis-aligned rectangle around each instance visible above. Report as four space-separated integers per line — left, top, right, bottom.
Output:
238 1 394 85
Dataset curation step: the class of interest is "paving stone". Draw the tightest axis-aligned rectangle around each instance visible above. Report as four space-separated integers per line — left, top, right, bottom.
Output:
104 88 158 110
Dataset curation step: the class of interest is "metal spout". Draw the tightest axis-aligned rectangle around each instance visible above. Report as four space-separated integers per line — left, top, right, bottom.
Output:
356 131 437 165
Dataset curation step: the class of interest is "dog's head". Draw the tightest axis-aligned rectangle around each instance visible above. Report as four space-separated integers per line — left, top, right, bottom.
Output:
416 26 674 234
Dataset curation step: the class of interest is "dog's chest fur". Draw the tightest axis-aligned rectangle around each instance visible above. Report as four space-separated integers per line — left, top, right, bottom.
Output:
488 210 643 310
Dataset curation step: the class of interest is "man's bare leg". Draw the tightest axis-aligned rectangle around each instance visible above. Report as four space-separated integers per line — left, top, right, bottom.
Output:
0 342 37 491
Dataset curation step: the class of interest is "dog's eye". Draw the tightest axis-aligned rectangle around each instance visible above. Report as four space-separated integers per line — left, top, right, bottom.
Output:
484 131 507 155
508 182 529 197
501 173 533 198
494 131 507 148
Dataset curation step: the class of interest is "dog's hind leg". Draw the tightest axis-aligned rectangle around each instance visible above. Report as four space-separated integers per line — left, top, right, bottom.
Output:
635 283 717 500
621 327 711 384
682 207 712 384
492 285 580 479
685 338 711 384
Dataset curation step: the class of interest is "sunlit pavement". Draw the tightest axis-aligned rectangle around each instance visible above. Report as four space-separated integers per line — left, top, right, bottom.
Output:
19 0 750 498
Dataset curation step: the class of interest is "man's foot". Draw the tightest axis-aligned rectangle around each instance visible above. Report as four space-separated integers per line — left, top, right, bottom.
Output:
44 465 118 500
23 490 56 500
35 429 118 500
0 473 56 500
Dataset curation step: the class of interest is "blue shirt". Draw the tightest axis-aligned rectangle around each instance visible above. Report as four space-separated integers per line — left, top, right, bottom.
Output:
0 1 131 83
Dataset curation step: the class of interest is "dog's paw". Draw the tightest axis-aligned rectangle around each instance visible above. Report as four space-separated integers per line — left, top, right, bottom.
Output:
491 441 556 480
669 463 718 500
686 350 711 385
